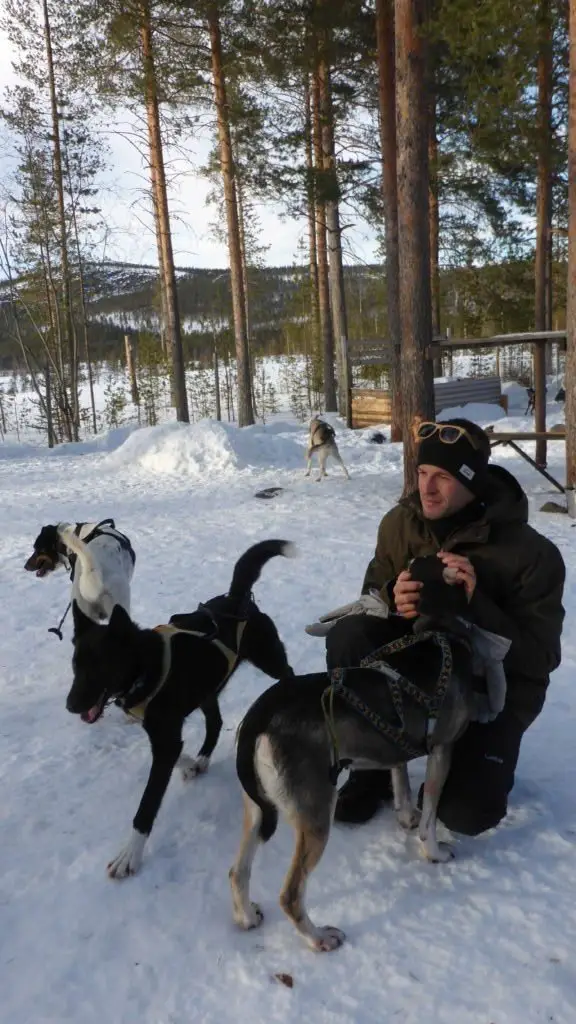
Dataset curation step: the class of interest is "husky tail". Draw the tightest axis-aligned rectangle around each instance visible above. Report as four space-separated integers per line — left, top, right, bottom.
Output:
58 526 105 597
228 540 296 605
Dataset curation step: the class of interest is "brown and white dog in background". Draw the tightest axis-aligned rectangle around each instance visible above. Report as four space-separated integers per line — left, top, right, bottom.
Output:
305 417 350 482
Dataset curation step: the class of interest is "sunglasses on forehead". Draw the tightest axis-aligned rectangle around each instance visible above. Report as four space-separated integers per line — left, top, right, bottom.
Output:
416 421 481 449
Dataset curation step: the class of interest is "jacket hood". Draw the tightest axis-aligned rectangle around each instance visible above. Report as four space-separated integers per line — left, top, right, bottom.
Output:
482 464 528 525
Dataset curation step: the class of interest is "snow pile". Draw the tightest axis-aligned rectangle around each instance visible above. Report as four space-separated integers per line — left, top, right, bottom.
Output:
105 419 305 478
105 420 240 477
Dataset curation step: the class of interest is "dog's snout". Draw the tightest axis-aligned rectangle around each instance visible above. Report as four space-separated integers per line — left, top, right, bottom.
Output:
66 693 79 714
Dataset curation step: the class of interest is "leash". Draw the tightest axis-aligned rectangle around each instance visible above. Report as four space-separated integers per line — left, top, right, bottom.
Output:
48 601 72 641
320 631 453 782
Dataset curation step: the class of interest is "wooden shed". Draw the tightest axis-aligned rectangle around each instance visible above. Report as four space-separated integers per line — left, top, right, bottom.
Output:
351 376 508 428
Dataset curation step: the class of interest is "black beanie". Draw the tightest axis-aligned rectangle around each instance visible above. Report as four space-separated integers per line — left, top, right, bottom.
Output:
416 423 490 497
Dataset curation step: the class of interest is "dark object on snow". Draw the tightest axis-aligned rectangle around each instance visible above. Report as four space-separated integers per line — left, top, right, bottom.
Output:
539 501 567 514
368 431 386 444
555 387 566 403
255 487 285 500
525 387 536 415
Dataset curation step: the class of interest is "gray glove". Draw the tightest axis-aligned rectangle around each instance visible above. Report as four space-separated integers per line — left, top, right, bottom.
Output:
305 590 389 637
465 621 511 723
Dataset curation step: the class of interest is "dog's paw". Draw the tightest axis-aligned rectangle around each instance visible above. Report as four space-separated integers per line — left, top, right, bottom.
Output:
421 840 455 864
179 754 209 781
107 830 146 879
396 806 421 831
308 926 346 952
235 901 263 930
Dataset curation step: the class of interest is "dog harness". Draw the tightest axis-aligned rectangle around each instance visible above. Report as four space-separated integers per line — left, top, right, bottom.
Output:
66 518 136 581
321 630 455 784
310 421 335 449
49 519 136 639
123 619 248 722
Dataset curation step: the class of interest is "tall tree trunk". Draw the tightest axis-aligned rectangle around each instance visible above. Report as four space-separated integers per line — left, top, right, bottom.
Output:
429 95 442 376
66 154 98 435
534 0 553 467
235 170 255 406
425 0 441 377
42 0 78 440
213 336 221 421
304 73 321 360
207 3 254 426
150 162 169 357
45 361 55 448
140 2 189 422
395 0 435 494
312 62 337 411
566 0 576 501
124 334 140 406
318 21 351 426
376 0 403 442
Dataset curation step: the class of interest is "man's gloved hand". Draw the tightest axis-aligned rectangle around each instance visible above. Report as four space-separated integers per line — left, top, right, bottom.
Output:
305 590 389 637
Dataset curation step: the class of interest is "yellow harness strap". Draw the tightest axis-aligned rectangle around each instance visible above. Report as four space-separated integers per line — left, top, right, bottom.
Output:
126 619 247 722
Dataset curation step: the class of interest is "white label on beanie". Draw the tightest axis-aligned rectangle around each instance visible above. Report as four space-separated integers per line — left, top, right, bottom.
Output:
460 463 475 480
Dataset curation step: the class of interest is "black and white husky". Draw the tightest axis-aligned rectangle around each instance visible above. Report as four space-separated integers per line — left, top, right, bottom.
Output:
25 519 135 625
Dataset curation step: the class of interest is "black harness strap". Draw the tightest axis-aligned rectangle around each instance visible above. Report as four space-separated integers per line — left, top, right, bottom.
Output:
310 422 336 450
321 630 454 781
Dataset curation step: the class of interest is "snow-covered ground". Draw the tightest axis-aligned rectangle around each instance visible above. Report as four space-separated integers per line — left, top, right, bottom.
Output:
1 395 575 1022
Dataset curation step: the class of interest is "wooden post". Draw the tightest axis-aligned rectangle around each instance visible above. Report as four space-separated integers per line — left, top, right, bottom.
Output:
124 334 140 407
566 0 576 511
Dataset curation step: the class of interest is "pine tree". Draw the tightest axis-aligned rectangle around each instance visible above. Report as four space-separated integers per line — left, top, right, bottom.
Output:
566 0 576 499
395 0 435 493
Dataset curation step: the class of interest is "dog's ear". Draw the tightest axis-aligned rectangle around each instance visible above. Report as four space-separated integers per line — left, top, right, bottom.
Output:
108 604 135 636
72 600 94 636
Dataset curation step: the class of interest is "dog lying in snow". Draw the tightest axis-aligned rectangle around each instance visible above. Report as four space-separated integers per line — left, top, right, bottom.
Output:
229 557 503 952
65 539 295 879
24 519 135 626
305 417 350 482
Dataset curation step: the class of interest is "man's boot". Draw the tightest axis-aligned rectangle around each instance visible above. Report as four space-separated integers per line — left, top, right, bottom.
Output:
335 769 393 823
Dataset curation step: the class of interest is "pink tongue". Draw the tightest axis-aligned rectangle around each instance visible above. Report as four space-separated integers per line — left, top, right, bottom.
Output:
82 705 100 724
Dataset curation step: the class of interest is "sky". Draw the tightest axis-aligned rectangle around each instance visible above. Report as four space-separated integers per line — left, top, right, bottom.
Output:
0 27 381 272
